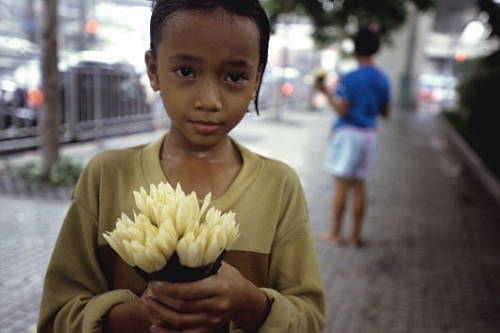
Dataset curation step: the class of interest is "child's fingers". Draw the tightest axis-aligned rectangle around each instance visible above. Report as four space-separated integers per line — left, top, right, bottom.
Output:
143 295 224 332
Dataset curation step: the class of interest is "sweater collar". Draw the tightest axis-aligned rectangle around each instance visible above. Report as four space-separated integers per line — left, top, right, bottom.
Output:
140 134 261 211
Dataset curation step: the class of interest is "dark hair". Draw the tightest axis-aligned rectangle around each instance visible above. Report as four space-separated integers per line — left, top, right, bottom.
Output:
149 0 271 114
354 24 382 56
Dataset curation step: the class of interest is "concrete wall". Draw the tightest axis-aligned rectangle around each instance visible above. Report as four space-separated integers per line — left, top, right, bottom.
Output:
376 7 436 108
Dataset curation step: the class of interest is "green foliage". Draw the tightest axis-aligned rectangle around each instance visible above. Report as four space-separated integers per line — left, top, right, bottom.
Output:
456 51 500 118
453 50 500 179
263 0 437 46
262 0 284 32
443 110 500 180
14 156 83 186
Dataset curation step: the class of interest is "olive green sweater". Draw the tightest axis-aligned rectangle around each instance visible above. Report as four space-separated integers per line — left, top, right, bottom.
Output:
37 135 325 333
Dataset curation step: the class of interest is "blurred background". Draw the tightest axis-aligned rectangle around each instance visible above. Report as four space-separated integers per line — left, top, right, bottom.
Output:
1 0 499 158
2 2 500 333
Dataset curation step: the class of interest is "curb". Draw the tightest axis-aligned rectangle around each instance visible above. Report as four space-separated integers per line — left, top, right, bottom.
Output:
439 115 500 205
0 169 73 201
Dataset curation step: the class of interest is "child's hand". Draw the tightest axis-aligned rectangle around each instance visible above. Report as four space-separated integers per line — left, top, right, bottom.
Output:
142 262 269 333
314 78 327 93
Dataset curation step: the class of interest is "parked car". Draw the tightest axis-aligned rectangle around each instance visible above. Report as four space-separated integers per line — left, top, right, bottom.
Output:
4 51 148 129
0 76 34 129
0 78 17 128
9 59 43 127
418 74 458 106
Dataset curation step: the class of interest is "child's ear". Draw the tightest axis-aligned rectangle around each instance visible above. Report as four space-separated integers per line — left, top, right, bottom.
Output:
145 50 160 91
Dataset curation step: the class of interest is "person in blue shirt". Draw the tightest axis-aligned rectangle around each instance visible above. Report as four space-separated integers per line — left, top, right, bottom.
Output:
315 24 391 248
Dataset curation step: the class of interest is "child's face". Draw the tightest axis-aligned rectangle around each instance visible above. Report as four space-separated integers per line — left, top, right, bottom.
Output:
146 8 263 149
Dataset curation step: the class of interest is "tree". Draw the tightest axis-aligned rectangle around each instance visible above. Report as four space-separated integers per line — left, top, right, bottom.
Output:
40 0 61 178
479 0 500 38
262 0 437 46
453 0 500 178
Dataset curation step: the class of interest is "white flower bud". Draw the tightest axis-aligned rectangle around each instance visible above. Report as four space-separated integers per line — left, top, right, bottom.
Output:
175 199 192 237
102 233 135 266
156 222 178 258
177 232 199 267
202 232 224 266
104 181 240 275
133 187 149 216
132 250 156 273
145 247 167 272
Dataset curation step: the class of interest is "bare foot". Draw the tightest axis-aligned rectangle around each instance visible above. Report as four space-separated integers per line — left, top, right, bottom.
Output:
348 238 364 248
317 232 342 246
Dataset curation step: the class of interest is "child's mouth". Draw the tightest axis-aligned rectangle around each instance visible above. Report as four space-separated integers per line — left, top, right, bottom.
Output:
191 120 220 135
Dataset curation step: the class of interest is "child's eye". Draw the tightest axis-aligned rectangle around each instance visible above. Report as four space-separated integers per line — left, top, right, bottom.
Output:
175 67 194 78
226 73 246 84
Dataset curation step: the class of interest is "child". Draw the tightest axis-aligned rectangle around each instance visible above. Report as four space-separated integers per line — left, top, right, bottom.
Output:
315 24 391 248
37 1 325 332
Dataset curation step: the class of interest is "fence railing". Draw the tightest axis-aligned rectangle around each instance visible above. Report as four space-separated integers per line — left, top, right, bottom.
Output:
0 63 154 153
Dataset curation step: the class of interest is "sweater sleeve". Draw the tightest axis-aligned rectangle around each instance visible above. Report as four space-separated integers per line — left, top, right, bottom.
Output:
37 199 137 333
258 224 325 332
256 172 325 332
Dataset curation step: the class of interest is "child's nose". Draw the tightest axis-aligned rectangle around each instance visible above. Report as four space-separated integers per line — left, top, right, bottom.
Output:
194 78 222 111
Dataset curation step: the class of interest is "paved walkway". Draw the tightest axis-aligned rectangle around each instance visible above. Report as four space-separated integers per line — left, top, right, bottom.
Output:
1 105 500 333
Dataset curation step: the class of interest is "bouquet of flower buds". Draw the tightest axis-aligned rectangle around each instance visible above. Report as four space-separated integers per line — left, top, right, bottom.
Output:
102 182 240 282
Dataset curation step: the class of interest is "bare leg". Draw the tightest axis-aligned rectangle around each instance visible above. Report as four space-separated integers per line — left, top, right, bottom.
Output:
318 177 350 246
327 177 349 244
349 179 366 247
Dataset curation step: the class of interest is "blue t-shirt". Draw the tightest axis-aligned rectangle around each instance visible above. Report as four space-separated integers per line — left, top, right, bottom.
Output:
334 65 390 129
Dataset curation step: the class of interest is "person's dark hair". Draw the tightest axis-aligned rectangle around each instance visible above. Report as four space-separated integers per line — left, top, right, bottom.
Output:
354 24 382 56
149 0 271 114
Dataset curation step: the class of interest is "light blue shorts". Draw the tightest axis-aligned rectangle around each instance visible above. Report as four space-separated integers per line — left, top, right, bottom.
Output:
323 126 377 181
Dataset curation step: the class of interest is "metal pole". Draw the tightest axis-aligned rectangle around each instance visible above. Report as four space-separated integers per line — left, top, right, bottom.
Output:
399 8 418 109
273 0 294 119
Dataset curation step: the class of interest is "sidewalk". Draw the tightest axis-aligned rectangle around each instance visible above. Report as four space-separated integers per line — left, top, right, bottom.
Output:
1 106 500 333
